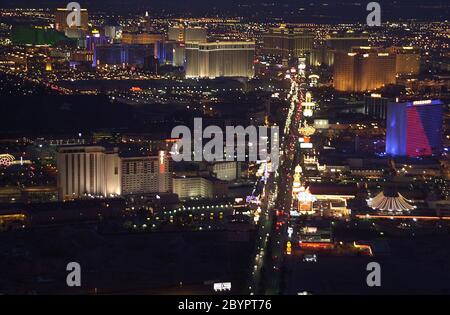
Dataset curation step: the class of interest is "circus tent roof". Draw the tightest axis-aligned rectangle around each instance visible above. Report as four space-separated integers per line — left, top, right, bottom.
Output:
367 190 415 212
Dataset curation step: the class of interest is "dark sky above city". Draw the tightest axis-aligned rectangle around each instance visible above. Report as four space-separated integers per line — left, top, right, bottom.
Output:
1 0 449 22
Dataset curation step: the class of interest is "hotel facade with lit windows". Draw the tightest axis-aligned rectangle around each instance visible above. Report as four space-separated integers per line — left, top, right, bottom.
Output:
262 25 314 58
121 151 172 195
185 41 255 78
57 146 121 200
57 146 172 200
172 176 214 199
333 46 420 92
333 48 396 92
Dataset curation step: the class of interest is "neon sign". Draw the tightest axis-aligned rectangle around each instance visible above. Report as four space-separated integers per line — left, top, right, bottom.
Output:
0 154 15 167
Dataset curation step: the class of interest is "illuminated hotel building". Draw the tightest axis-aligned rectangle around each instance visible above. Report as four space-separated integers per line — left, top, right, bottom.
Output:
310 33 369 67
209 161 238 181
310 46 334 67
386 100 443 157
55 8 89 32
57 147 172 199
262 25 314 58
185 42 255 78
57 146 121 200
168 26 207 43
389 47 420 76
172 176 213 199
121 151 172 195
333 49 396 92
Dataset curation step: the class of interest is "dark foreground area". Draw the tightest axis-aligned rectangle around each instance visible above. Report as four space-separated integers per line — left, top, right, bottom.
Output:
0 226 254 294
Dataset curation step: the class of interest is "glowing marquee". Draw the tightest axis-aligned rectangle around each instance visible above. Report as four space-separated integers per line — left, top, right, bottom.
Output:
302 92 316 117
0 154 15 167
412 100 432 106
0 154 32 167
298 121 316 137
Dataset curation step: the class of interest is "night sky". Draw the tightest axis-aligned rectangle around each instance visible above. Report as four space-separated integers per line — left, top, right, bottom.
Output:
1 0 449 22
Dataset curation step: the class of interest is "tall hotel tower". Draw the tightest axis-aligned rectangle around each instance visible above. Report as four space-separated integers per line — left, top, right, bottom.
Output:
185 42 255 78
386 100 443 157
334 48 396 92
120 151 172 195
262 25 314 58
57 147 172 200
57 146 121 200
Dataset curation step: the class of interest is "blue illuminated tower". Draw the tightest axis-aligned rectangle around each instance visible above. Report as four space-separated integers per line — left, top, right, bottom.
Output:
386 100 443 157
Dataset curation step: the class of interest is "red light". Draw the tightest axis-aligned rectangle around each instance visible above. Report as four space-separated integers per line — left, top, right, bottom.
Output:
299 242 335 250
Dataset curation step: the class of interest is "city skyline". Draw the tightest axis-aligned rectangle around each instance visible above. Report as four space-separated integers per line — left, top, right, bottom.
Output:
0 0 449 302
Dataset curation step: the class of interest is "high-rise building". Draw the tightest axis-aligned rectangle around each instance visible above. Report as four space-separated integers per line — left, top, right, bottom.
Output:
55 8 89 32
168 26 207 43
334 48 396 92
121 151 172 195
262 25 314 59
172 176 214 199
56 146 121 200
309 32 369 67
156 40 186 66
310 46 335 67
209 161 239 181
57 147 173 200
386 100 443 157
185 41 255 78
389 46 420 76
364 93 390 119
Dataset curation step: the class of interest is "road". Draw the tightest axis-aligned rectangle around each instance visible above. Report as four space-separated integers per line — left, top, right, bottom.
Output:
249 73 308 295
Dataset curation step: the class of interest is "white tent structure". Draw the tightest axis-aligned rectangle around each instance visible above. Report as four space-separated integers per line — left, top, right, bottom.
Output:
367 191 415 212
